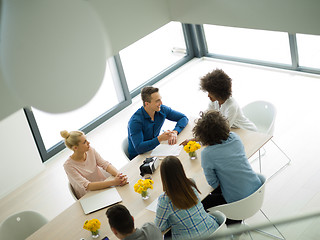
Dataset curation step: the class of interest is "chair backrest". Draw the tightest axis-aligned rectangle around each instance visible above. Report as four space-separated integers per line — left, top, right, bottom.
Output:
209 210 227 236
0 210 48 240
68 182 79 200
208 173 266 220
242 101 276 135
122 137 130 160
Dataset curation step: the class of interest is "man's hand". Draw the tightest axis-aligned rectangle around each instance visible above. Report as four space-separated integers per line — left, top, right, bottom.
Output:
168 131 178 145
158 130 172 142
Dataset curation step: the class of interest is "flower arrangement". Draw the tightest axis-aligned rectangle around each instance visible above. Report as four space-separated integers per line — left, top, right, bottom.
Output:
83 219 101 238
134 179 154 199
183 141 201 159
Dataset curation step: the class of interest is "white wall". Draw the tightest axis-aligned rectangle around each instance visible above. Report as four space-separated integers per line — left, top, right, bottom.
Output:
169 0 320 35
0 110 44 199
90 0 171 57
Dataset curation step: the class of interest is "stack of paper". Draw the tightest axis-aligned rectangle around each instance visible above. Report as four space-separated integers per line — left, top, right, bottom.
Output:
150 144 183 157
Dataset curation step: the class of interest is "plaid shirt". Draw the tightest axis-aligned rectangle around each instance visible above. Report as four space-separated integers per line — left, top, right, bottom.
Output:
155 190 219 240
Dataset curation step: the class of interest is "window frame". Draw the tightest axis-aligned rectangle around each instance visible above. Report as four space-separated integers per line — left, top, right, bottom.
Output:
26 22 320 162
26 23 195 162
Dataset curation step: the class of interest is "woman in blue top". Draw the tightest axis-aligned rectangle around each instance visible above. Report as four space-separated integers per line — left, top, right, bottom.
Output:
155 156 219 240
193 110 262 225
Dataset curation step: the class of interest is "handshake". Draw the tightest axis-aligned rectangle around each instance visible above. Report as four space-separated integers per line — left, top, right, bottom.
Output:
158 130 178 145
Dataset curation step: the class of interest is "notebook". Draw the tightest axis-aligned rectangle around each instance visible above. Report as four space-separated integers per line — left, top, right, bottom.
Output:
80 187 122 214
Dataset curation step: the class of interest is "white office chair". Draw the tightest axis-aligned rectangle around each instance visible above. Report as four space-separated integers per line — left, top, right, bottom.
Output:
0 210 48 240
209 210 227 237
68 182 79 200
122 137 130 161
208 173 285 240
242 101 291 178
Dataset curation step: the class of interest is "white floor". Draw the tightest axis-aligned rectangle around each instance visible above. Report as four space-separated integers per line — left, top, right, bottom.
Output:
2 57 320 239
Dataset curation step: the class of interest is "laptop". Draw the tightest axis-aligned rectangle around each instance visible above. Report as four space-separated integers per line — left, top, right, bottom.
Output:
80 187 122 214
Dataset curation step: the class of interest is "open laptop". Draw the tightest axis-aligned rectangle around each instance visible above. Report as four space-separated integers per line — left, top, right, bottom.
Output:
80 187 122 214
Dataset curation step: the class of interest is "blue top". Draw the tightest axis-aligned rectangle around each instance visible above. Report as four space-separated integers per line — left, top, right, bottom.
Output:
155 189 219 240
127 105 188 159
201 132 262 203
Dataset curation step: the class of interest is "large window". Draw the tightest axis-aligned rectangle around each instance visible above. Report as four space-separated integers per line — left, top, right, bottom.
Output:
204 24 291 64
26 22 320 162
120 21 187 92
296 33 320 69
32 61 123 151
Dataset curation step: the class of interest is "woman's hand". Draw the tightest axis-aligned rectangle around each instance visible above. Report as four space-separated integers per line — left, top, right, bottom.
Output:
179 139 189 146
113 173 128 186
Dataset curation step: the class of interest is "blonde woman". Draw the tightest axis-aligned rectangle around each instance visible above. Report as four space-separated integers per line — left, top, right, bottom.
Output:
61 130 128 199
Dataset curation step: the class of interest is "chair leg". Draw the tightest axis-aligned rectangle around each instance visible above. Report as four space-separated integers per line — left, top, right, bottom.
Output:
255 140 291 180
242 221 254 240
267 139 292 180
251 209 286 240
259 149 262 173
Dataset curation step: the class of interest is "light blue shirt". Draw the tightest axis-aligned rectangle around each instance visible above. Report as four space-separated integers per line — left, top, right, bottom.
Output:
201 132 262 203
155 189 219 240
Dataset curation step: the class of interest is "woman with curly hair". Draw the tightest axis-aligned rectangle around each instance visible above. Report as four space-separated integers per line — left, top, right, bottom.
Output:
193 110 261 224
200 68 257 131
180 69 256 147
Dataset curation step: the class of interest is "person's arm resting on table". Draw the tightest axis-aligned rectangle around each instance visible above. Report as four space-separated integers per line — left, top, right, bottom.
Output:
163 106 188 145
87 164 128 191
129 120 161 155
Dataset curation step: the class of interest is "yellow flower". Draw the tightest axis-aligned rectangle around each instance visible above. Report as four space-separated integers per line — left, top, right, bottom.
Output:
83 219 101 232
184 141 201 153
133 179 154 195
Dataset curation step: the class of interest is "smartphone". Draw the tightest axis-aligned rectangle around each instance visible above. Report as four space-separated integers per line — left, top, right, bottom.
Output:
102 236 109 240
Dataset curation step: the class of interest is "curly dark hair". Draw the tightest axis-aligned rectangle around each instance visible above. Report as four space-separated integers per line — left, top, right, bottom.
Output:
200 69 232 101
192 110 230 146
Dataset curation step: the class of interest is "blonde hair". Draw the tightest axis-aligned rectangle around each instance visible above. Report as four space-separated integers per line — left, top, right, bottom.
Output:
60 130 84 149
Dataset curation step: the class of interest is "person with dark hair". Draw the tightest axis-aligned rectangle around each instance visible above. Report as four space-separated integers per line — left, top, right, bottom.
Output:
127 86 188 159
193 110 262 224
106 204 162 240
180 69 256 147
200 68 256 131
155 156 219 239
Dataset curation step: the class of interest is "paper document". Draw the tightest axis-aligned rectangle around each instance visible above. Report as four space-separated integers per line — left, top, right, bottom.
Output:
146 198 158 213
150 144 183 157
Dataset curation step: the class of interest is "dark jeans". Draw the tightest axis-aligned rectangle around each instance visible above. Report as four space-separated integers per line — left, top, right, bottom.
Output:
201 186 242 226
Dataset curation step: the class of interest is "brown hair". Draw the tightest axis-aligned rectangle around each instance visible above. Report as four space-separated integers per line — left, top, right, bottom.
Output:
60 130 84 149
200 68 232 101
193 110 230 146
141 86 159 106
160 156 200 209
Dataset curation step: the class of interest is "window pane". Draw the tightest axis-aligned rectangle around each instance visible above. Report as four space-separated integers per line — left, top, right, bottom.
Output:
204 24 291 64
297 33 320 69
120 21 187 92
32 62 121 150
